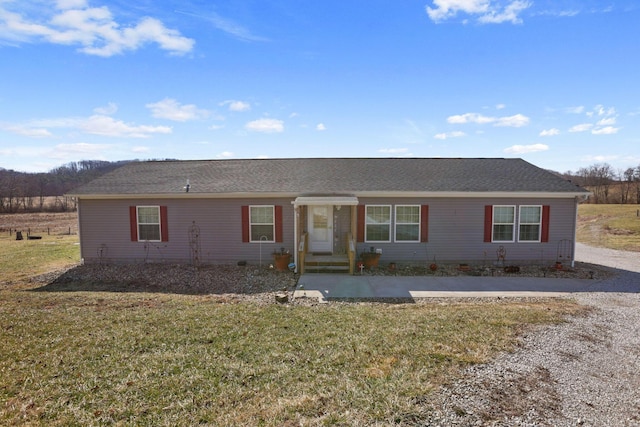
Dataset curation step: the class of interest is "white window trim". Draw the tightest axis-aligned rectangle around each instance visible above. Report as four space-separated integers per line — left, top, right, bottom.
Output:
492 205 516 243
365 205 392 243
249 205 275 243
518 205 542 243
137 205 161 242
394 205 421 243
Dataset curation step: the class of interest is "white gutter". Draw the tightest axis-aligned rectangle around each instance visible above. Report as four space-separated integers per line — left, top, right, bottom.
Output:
292 196 359 207
70 191 589 200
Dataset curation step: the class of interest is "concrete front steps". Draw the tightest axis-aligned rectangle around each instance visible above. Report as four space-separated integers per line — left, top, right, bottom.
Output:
303 254 350 274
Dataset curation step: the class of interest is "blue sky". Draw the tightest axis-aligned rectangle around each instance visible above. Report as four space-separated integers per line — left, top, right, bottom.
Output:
1 0 639 174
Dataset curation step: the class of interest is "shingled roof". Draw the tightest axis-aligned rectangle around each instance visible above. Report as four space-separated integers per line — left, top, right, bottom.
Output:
69 158 588 197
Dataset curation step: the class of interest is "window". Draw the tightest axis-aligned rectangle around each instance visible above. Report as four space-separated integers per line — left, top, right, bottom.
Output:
137 206 161 241
519 205 542 242
365 205 391 242
492 205 515 242
250 205 274 242
395 205 420 242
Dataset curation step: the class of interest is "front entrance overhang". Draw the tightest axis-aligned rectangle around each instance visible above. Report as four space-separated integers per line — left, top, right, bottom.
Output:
292 196 359 275
292 196 359 207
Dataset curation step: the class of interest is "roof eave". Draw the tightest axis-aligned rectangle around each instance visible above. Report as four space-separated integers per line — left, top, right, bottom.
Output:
68 190 590 200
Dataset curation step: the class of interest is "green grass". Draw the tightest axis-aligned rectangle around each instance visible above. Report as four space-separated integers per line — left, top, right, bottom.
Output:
0 291 584 426
0 234 80 284
0 214 590 425
577 204 640 251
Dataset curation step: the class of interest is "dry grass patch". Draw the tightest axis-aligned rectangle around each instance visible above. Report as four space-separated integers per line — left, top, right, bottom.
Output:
0 291 586 426
577 204 640 251
0 234 79 286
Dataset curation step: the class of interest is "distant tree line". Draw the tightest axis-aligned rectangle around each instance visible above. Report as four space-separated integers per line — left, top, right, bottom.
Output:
1 159 638 212
0 160 132 213
560 163 640 204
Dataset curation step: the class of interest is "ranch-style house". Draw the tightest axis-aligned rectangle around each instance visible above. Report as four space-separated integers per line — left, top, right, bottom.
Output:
68 157 590 274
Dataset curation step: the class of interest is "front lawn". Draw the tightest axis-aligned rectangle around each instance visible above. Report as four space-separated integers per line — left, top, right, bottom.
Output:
0 291 584 426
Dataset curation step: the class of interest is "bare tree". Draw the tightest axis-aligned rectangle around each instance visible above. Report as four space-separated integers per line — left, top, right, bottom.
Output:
577 163 615 203
619 167 635 204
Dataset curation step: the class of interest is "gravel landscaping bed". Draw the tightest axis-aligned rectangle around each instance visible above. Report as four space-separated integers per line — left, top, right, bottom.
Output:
36 263 299 304
33 259 612 303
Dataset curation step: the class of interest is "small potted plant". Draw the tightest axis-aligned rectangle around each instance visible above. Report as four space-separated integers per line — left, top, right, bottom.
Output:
361 247 381 270
273 247 291 271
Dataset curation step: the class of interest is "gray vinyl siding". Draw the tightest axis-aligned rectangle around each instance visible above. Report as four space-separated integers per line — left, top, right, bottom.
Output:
356 197 578 265
78 195 578 266
78 198 295 265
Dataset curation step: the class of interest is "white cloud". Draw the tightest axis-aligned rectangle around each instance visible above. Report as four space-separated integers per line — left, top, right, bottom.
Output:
0 2 194 56
93 102 118 115
146 98 209 122
434 131 466 140
596 117 616 126
49 142 112 159
1 124 53 138
592 126 619 135
539 128 559 137
447 113 495 124
568 105 619 135
565 106 585 114
79 115 172 137
2 113 170 138
132 146 150 153
581 154 619 163
175 9 267 42
216 151 234 158
447 112 529 127
478 0 531 24
426 0 531 24
496 103 506 110
245 118 284 133
595 105 616 117
378 148 410 155
220 100 251 112
503 143 549 154
494 113 529 127
569 123 593 133
316 123 326 131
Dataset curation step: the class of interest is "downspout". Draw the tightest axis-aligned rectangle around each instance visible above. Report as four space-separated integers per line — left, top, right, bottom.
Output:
293 204 298 273
76 198 83 264
572 195 589 267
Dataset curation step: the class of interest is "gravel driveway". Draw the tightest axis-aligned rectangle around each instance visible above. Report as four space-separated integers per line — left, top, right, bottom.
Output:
423 243 640 426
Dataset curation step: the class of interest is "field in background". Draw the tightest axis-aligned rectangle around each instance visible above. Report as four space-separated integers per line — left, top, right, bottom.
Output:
577 204 640 252
0 212 80 286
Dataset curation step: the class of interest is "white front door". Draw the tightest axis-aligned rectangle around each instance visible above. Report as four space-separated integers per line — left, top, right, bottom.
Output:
308 205 333 253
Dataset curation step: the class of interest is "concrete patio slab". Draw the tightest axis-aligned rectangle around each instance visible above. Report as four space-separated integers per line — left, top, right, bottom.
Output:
294 274 602 301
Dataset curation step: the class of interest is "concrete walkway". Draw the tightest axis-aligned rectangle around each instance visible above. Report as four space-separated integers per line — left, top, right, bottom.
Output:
294 274 602 301
295 244 640 301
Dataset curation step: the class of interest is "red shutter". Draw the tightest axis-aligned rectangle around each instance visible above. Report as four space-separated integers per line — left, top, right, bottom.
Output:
357 205 365 242
420 205 429 242
484 205 493 242
275 205 283 243
160 206 169 242
541 205 550 243
129 206 138 241
241 206 249 242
